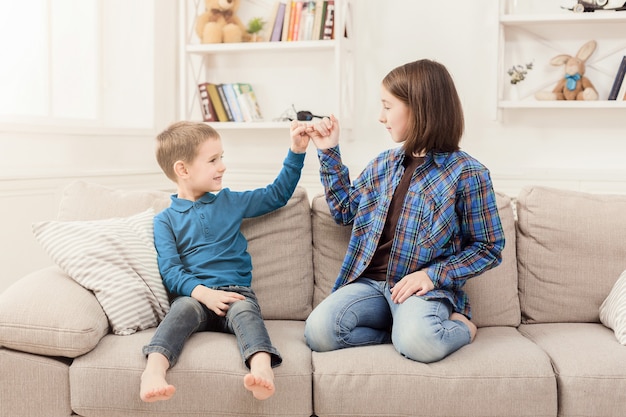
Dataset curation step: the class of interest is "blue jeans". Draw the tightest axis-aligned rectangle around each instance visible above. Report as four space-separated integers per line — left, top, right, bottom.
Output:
304 277 471 363
143 286 282 369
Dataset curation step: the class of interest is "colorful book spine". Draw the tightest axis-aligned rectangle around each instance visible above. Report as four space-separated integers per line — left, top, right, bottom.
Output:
198 83 216 122
216 84 234 121
322 0 334 40
222 83 244 122
270 2 287 42
205 83 229 122
608 56 626 100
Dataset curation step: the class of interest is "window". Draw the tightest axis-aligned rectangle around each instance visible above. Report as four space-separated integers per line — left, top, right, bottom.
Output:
0 0 155 130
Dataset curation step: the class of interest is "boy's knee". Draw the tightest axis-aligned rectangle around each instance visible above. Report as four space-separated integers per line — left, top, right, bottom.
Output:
392 323 449 363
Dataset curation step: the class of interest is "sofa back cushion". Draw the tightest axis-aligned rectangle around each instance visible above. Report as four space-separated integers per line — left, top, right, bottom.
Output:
58 181 313 321
311 192 520 327
516 186 626 323
241 187 314 320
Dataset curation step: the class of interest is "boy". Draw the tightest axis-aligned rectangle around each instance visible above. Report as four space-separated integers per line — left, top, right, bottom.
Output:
140 120 309 402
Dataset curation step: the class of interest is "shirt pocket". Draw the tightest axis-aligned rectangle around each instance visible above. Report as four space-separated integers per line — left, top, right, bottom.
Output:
403 190 457 249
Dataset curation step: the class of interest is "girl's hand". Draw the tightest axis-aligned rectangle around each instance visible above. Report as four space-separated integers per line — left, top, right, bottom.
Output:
191 285 245 316
390 270 435 304
308 115 340 150
290 120 311 154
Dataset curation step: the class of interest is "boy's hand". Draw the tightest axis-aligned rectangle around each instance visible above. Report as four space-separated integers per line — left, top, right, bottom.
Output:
308 115 340 150
191 285 245 316
290 120 310 154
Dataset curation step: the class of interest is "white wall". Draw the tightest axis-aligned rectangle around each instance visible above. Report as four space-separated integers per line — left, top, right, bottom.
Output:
1 0 625 293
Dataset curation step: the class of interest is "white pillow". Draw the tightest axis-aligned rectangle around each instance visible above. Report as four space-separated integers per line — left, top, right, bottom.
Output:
600 269 626 345
32 209 170 335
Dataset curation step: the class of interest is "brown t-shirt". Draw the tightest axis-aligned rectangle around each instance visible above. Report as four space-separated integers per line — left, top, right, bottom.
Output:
362 154 425 281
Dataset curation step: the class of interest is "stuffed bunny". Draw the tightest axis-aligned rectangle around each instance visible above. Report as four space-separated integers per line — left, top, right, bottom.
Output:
535 40 599 101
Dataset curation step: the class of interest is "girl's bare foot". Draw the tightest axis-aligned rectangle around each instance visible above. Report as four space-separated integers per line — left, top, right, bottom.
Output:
140 353 176 402
450 312 477 342
244 352 275 400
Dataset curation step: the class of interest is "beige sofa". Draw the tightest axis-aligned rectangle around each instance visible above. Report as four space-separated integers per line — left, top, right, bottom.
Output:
1 180 626 417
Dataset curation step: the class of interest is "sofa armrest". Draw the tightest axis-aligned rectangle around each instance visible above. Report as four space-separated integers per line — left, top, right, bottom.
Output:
0 266 109 358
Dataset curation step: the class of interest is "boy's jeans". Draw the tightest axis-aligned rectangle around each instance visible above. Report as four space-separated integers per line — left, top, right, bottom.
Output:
143 286 282 368
304 277 471 363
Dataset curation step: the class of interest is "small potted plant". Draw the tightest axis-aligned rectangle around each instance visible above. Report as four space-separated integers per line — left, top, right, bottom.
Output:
247 17 266 42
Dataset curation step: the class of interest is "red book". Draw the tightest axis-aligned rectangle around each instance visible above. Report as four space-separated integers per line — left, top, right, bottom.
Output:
198 83 216 122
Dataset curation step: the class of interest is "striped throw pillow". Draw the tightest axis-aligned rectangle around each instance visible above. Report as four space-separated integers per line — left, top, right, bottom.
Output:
600 269 626 345
32 209 170 335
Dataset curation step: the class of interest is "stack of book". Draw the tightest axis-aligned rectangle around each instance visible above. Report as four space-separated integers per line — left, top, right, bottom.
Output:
198 83 263 123
608 56 626 101
266 1 335 42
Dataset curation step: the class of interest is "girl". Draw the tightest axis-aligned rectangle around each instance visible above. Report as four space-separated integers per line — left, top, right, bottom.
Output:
303 59 505 363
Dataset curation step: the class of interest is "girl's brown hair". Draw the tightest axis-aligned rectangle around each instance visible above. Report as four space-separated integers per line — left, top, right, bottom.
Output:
155 121 220 182
382 59 464 156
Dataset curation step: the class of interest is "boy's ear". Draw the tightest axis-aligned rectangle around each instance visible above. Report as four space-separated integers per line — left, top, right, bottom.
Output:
173 160 188 179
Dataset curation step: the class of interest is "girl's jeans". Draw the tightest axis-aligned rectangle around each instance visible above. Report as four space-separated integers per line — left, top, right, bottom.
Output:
143 286 282 369
304 277 471 363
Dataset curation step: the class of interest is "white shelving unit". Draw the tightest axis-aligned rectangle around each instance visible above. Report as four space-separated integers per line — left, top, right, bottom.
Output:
179 0 354 130
497 0 626 109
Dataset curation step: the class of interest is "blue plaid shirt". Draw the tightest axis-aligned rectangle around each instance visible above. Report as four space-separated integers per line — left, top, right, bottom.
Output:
318 146 505 318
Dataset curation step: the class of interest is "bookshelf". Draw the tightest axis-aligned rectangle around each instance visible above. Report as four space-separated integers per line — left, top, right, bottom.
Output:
497 0 626 110
179 0 354 130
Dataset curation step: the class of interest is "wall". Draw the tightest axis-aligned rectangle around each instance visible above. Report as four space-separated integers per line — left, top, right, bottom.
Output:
1 0 625 293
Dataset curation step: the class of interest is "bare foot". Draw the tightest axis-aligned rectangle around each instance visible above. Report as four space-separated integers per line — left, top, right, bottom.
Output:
450 312 477 342
140 352 176 402
243 372 275 400
140 369 176 402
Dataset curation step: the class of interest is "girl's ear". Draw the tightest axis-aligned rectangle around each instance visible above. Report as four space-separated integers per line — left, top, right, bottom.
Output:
173 160 188 179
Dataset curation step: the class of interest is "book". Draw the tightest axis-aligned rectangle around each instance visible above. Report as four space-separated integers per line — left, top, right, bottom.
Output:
281 0 292 41
222 83 244 122
300 1 316 40
232 83 253 122
617 72 626 101
608 56 626 100
216 84 234 121
270 2 286 42
266 1 281 42
322 0 334 40
238 83 263 121
197 83 216 122
291 1 304 41
317 1 328 40
205 83 229 122
312 1 325 40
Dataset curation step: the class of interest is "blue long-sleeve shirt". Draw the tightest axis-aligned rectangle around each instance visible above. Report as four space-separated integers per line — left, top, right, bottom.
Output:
154 150 305 297
318 145 504 318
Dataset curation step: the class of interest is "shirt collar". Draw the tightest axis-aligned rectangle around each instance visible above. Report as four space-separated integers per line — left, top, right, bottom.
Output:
169 192 217 212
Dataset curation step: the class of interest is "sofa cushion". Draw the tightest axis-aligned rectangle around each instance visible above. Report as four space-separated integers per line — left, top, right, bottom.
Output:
242 187 314 320
311 327 556 417
56 181 314 321
0 266 109 357
311 192 520 327
32 209 170 336
519 323 626 417
69 321 313 417
0 348 72 417
517 186 626 323
599 269 626 345
57 180 171 221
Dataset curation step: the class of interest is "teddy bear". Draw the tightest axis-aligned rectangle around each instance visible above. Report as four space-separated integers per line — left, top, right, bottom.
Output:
195 0 250 44
535 40 599 101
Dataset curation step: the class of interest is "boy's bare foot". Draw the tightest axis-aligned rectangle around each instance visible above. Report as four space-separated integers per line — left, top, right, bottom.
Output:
140 352 175 402
243 371 275 400
450 312 477 342
140 369 176 402
244 352 275 400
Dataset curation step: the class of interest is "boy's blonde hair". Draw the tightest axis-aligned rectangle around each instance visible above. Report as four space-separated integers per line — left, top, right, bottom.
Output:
155 121 220 182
